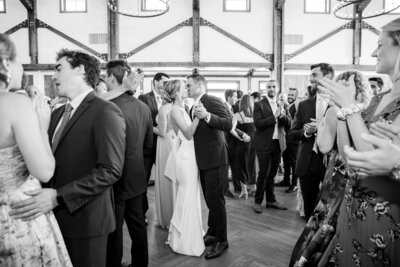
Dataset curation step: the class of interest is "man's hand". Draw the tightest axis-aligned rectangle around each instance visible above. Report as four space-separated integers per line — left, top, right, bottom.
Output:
194 102 209 120
344 133 400 176
9 188 58 221
304 120 317 135
242 133 251 143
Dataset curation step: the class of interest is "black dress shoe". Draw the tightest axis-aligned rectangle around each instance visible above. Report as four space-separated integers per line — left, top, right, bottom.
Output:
224 190 235 198
148 180 155 186
203 235 218 246
266 201 287 210
275 180 290 187
285 185 298 193
205 241 229 259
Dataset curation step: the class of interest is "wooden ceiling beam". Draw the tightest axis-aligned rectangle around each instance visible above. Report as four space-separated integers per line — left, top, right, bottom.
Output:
108 0 119 60
19 0 33 11
193 0 200 65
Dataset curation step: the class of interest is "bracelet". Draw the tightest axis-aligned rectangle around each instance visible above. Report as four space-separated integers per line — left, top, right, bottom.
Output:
336 103 366 121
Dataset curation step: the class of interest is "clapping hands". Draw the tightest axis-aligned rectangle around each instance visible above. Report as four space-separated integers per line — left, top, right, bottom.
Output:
123 70 144 93
304 118 318 135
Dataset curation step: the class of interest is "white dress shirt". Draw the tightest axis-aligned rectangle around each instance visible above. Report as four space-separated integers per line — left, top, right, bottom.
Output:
53 89 93 142
267 97 279 140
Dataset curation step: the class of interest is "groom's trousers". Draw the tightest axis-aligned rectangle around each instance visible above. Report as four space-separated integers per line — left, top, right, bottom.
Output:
200 164 229 242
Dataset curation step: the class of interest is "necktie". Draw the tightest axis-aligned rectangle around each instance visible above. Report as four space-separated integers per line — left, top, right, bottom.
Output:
52 104 73 152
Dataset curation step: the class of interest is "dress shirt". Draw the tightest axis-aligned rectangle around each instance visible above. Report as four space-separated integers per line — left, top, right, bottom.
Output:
153 89 162 110
267 97 279 140
53 89 93 142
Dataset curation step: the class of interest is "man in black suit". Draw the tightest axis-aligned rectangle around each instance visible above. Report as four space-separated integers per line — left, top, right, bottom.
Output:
104 60 153 267
289 63 334 220
138 72 169 213
277 87 300 193
187 74 232 259
252 80 290 213
10 50 126 267
232 89 243 113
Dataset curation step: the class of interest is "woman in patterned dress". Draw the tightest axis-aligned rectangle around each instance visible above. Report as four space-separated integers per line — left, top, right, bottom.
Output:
0 34 71 266
316 18 400 267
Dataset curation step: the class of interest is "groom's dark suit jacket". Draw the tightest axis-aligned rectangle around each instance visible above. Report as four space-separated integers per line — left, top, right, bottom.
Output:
47 92 126 238
192 94 232 170
110 93 153 201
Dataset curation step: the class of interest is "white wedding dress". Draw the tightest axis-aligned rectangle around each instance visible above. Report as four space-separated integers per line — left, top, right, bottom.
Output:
165 107 205 257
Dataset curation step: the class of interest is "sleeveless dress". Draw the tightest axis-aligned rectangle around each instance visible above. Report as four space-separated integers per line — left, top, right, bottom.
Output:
154 103 177 228
235 112 256 185
165 107 205 257
0 145 72 266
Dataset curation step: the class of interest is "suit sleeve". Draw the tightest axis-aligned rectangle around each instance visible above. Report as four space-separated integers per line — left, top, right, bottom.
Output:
207 98 232 132
253 101 276 129
57 103 126 213
144 109 153 153
289 101 307 142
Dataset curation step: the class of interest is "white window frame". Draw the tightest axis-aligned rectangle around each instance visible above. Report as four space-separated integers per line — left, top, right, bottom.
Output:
223 0 251 13
60 0 87 13
304 0 330 14
0 0 6 13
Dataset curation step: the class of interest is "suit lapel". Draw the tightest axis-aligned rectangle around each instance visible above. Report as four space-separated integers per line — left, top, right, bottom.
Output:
49 106 64 144
262 98 273 117
53 92 96 153
310 96 317 120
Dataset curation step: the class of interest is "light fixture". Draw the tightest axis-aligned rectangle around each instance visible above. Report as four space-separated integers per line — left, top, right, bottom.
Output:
107 0 170 18
334 0 400 20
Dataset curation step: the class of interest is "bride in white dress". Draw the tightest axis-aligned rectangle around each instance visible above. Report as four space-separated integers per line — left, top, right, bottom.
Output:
163 80 205 257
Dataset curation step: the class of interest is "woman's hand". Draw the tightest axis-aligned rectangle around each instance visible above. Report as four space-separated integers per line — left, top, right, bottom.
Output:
370 122 400 146
344 133 400 176
33 95 51 132
317 75 357 108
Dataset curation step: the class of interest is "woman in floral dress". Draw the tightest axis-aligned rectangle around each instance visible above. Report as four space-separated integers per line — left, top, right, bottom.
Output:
316 18 400 267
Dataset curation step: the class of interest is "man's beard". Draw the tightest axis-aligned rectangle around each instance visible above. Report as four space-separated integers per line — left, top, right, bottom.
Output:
268 91 275 98
287 97 294 104
309 85 318 97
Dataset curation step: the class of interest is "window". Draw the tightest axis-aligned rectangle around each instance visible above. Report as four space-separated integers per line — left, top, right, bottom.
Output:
142 0 167 11
60 0 87 13
207 81 240 101
224 0 250 12
0 0 5 13
304 0 330 14
384 0 400 14
259 81 269 91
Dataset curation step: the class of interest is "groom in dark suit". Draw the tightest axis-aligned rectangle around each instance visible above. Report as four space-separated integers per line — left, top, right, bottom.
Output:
187 74 232 259
104 60 153 267
289 63 334 220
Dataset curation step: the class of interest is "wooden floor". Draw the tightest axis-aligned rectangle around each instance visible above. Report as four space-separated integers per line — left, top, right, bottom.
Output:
122 175 305 267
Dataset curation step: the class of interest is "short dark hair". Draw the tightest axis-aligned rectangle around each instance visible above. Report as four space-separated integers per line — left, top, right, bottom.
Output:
236 90 244 99
310 63 334 78
368 77 384 88
186 73 207 87
224 89 236 101
56 49 100 89
152 72 169 84
106 60 130 85
251 92 260 99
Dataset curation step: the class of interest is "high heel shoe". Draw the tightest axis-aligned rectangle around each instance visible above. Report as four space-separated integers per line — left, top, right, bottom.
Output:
239 191 248 199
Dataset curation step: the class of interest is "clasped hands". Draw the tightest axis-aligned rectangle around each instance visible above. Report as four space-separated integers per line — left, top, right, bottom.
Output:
9 188 58 221
193 102 209 120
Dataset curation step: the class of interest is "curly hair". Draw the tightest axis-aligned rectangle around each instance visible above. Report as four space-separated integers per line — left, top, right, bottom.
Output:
56 49 100 89
335 70 372 108
162 80 182 103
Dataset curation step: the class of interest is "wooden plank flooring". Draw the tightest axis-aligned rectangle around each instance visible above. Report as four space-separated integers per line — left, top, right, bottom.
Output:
122 175 305 267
